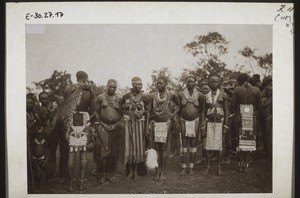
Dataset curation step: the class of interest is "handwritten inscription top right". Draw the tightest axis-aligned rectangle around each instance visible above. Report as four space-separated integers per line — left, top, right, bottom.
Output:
274 4 294 35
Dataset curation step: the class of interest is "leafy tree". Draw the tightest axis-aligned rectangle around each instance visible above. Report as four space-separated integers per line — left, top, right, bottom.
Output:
33 70 73 97
184 31 229 75
255 53 272 76
26 87 33 94
239 46 258 74
148 67 179 93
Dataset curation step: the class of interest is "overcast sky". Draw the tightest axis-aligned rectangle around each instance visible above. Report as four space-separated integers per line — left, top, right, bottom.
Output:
26 24 272 91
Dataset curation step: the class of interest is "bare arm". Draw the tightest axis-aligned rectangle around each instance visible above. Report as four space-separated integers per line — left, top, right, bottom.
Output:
230 87 238 114
199 93 206 130
89 94 96 117
223 93 229 127
64 86 73 99
145 95 153 136
171 93 180 119
256 89 262 112
95 95 101 122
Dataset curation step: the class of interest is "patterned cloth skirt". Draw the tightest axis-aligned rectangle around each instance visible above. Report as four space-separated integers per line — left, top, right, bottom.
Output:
124 116 146 164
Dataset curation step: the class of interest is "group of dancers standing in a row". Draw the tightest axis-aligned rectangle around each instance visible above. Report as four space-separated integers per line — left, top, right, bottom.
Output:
26 70 272 192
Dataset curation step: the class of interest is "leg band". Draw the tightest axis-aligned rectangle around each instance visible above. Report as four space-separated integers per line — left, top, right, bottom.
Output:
181 163 187 168
190 147 197 153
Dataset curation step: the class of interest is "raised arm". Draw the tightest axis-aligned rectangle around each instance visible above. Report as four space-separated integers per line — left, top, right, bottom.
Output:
64 86 73 99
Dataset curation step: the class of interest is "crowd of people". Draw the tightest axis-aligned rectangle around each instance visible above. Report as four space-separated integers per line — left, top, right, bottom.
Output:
26 70 272 193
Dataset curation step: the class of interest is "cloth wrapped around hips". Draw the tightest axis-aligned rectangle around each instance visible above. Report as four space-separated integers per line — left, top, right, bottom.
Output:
124 114 146 164
145 121 171 170
205 121 223 151
93 121 120 173
238 104 256 151
204 89 225 151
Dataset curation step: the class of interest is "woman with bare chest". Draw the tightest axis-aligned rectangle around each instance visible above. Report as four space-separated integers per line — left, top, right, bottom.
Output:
94 79 123 185
178 75 205 176
146 77 180 180
202 74 229 176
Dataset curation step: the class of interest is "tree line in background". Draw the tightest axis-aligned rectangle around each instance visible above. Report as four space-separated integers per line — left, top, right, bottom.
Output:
27 31 272 98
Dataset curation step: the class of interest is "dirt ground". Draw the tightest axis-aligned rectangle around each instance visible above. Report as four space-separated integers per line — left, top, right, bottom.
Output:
31 149 272 194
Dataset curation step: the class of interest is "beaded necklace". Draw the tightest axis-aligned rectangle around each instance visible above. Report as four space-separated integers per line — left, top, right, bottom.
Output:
105 92 119 109
153 91 170 115
183 88 198 103
131 91 142 104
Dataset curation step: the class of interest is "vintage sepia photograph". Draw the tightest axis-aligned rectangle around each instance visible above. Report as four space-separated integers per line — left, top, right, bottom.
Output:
6 2 294 197
25 24 273 194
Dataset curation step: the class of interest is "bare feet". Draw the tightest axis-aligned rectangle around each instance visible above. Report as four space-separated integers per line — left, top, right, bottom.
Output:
90 169 97 176
64 184 74 192
155 174 160 180
133 173 140 180
222 157 230 165
202 166 210 175
160 174 166 180
126 171 133 180
243 166 249 173
238 166 243 173
189 168 195 176
78 182 86 193
217 167 222 176
98 175 106 185
58 177 66 184
107 175 118 183
180 168 187 176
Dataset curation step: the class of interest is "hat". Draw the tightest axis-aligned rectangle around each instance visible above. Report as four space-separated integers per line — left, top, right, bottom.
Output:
185 74 196 81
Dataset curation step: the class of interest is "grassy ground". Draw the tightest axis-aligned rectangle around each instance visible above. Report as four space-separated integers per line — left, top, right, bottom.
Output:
32 149 272 194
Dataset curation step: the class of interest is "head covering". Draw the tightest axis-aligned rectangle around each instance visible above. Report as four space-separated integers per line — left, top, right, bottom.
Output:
76 71 88 80
185 74 196 81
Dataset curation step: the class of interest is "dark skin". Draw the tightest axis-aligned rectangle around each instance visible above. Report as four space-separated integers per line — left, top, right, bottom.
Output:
27 98 43 133
201 84 210 95
39 93 49 107
64 77 95 192
202 76 229 176
122 80 146 180
146 79 180 180
95 82 122 124
94 81 122 184
38 93 52 126
178 77 205 176
260 85 272 161
230 79 261 173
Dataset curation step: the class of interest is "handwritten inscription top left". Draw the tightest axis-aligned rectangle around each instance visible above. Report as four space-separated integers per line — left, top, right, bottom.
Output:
25 12 64 21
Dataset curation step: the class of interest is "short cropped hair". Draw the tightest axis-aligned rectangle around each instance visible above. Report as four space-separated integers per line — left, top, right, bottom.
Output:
237 73 250 85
